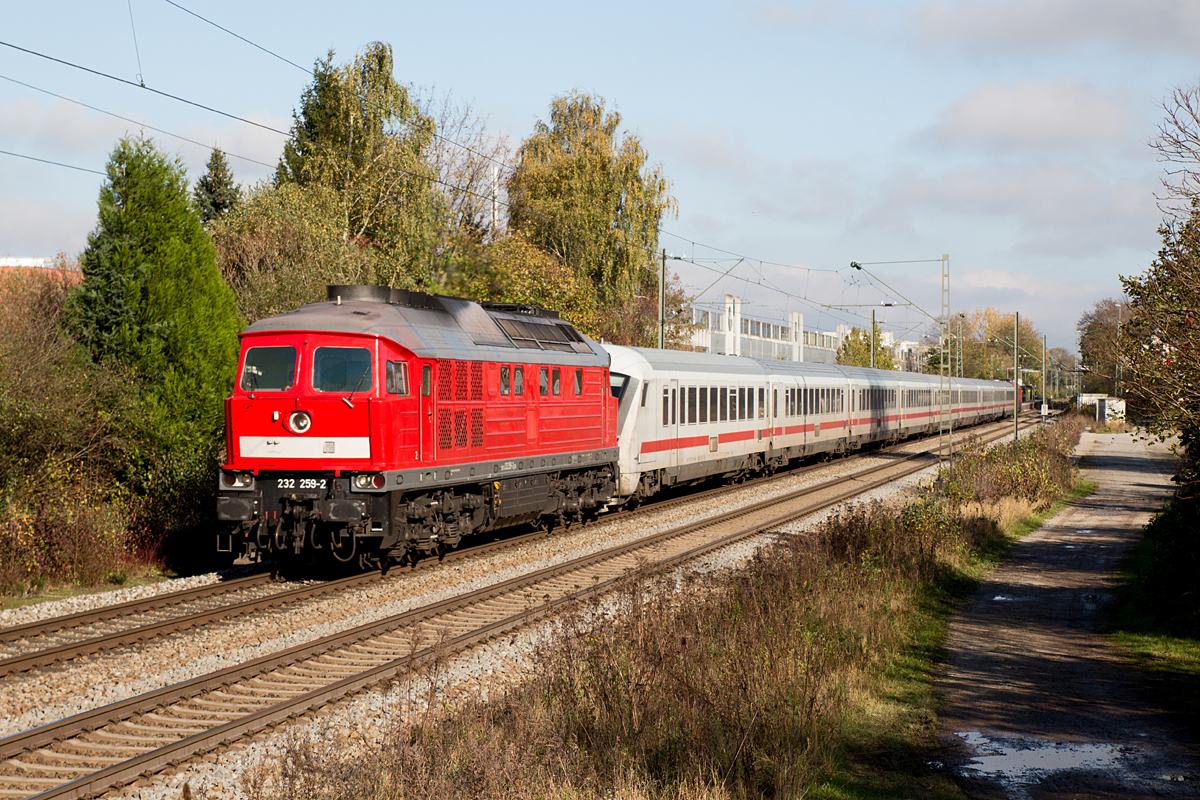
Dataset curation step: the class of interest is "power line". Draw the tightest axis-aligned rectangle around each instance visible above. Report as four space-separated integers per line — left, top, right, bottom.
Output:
0 147 107 176
0 73 277 171
160 0 309 73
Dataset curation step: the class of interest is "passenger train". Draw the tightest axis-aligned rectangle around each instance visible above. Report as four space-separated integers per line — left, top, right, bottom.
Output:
216 286 1015 567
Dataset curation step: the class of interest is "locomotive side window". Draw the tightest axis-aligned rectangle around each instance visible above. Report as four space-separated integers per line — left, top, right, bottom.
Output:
313 347 372 393
514 366 524 395
501 366 510 396
552 368 561 396
540 368 549 396
385 361 409 395
241 346 296 392
422 365 431 397
575 369 583 396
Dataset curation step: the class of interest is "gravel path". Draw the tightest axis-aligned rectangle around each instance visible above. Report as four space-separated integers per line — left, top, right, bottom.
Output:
938 432 1198 799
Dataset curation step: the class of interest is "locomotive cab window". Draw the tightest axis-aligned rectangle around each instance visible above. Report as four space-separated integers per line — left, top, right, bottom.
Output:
385 361 409 395
241 346 296 392
313 346 372 393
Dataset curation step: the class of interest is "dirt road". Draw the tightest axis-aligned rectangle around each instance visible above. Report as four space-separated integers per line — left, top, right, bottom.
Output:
938 431 1198 799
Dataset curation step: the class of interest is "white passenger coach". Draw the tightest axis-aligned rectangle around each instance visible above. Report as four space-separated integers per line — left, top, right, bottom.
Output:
604 345 1014 502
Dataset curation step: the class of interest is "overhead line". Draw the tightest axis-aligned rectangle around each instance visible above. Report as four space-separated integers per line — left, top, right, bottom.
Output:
0 73 277 170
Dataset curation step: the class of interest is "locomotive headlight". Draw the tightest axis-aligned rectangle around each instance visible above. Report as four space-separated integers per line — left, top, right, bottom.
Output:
221 471 253 489
353 473 386 490
288 411 312 433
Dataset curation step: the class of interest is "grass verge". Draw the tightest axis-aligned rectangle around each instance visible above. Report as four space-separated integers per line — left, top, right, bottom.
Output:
1108 496 1200 739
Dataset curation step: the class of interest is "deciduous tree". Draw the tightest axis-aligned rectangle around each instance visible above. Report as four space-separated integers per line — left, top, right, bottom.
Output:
1121 204 1200 492
506 91 678 343
1078 298 1129 396
277 42 442 287
837 322 897 370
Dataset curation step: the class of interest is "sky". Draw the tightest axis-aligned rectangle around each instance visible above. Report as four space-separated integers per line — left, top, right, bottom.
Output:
2 0 1198 353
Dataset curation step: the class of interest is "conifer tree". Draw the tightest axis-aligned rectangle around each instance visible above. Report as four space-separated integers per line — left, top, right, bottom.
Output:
193 146 240 226
68 135 242 443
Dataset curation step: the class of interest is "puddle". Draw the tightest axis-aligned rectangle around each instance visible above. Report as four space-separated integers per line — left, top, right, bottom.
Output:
1076 529 1095 533
954 731 1124 794
992 595 1025 602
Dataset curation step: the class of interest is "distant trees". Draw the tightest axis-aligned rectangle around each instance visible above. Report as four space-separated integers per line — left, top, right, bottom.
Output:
837 322 897 370
1077 298 1129 396
193 146 240 226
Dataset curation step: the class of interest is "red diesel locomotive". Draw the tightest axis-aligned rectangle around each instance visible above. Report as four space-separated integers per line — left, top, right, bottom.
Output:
217 285 618 567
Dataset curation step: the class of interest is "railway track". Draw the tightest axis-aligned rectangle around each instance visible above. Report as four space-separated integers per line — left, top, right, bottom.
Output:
0 412 1040 681
0 413 1045 800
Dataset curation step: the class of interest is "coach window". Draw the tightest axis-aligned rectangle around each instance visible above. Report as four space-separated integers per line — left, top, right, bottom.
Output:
575 369 583 395
385 361 409 395
736 387 745 420
421 364 431 397
672 388 677 425
719 387 728 421
699 386 708 423
758 387 765 419
540 368 549 396
500 366 511 396
552 368 561 396
710 387 718 421
687 387 697 424
773 389 777 418
663 387 670 426
514 366 524 396
641 383 648 407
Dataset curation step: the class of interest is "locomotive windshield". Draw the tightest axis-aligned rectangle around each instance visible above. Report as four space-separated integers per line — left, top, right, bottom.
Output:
240 346 296 392
313 346 373 393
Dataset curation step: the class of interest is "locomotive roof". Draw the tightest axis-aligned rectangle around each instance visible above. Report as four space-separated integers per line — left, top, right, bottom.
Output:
242 287 609 367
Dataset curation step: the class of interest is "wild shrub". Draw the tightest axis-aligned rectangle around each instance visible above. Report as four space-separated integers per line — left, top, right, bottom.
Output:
938 416 1082 507
0 265 145 593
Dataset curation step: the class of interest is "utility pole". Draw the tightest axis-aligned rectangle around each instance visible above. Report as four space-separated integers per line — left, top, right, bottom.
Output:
870 309 875 369
1042 334 1047 423
658 249 666 349
1014 312 1020 440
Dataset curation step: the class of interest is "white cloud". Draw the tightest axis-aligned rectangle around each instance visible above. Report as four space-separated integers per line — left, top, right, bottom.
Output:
925 79 1133 151
864 160 1158 256
915 0 1200 55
